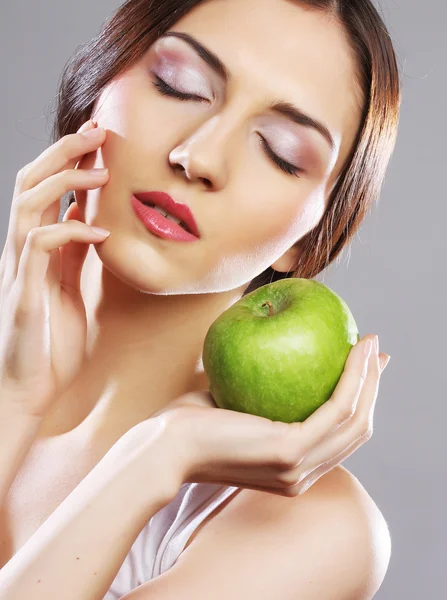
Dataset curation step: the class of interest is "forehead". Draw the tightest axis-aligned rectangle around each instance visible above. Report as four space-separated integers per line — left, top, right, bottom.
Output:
170 0 363 173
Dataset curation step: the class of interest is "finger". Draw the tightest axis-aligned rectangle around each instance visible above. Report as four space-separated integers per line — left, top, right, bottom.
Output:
210 470 312 498
4 122 105 285
292 431 370 496
288 336 374 455
7 167 109 284
287 343 381 476
40 121 98 231
59 202 96 297
0 244 7 300
9 119 96 238
379 353 391 372
58 199 111 300
191 476 297 498
14 220 110 312
274 343 388 491
12 120 99 197
40 122 102 231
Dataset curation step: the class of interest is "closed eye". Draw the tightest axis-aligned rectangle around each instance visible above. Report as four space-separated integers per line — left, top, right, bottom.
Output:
152 74 208 103
257 136 302 178
152 74 302 178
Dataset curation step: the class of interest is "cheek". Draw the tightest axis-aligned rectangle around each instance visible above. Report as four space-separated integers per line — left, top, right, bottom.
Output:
91 73 162 152
81 81 172 191
196 188 325 292
293 189 327 236
77 83 133 173
100 67 190 145
222 185 326 256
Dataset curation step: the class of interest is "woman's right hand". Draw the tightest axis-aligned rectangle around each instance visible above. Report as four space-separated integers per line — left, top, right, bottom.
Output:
0 119 111 419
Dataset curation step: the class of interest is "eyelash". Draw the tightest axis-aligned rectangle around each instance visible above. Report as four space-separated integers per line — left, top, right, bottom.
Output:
153 74 208 103
152 74 302 178
257 136 301 178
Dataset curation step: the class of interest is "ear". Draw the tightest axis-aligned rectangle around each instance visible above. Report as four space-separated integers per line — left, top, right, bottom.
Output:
62 200 83 223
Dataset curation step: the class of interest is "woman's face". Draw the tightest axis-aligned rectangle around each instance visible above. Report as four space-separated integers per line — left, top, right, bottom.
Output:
77 0 363 295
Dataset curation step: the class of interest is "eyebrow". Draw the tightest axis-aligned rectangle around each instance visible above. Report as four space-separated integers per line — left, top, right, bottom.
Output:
161 31 336 152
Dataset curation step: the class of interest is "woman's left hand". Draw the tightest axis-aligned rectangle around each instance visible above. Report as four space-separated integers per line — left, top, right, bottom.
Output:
151 334 390 498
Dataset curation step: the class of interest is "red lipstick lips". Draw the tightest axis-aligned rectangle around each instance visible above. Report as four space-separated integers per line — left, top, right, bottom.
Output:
131 191 201 242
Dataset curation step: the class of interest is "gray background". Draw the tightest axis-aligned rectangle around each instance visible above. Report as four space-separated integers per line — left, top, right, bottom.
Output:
0 1 445 597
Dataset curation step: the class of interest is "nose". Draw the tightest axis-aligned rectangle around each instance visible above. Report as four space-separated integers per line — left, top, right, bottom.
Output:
169 147 213 188
168 116 234 190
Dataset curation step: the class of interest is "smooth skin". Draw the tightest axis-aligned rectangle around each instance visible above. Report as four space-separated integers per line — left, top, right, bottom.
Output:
0 0 392 598
0 120 110 418
0 341 390 600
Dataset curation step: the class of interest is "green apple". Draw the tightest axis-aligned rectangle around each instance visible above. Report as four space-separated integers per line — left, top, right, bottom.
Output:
202 278 360 423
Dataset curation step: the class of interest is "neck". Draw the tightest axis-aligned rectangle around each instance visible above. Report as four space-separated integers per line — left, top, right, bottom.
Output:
37 245 247 446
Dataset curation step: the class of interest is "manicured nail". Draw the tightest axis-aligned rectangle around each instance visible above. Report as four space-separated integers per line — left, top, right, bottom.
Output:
87 168 109 177
90 226 110 237
77 120 94 134
381 355 391 370
364 339 373 356
81 127 104 139
374 335 379 354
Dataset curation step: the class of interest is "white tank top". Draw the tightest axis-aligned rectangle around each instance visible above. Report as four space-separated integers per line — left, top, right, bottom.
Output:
103 482 240 599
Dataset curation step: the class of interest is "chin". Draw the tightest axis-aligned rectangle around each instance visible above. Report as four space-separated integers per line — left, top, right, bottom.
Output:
91 229 195 296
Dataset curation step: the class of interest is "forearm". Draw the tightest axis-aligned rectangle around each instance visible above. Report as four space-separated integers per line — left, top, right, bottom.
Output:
0 398 44 507
0 420 180 600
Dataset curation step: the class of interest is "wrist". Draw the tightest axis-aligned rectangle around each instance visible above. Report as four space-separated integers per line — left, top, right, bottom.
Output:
157 412 198 490
163 407 206 486
115 415 188 504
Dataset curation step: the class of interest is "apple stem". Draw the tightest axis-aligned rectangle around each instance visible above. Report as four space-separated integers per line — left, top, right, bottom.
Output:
262 300 274 317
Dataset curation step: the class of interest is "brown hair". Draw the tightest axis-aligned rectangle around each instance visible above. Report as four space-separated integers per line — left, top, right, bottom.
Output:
52 0 401 294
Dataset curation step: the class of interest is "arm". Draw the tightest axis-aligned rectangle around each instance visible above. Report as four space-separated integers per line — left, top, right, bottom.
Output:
0 397 44 507
122 467 391 600
0 335 388 600
0 417 181 600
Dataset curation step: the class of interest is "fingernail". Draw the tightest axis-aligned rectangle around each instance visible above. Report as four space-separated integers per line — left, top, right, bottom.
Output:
90 226 110 237
374 335 379 354
381 355 391 371
81 127 104 139
87 168 109 176
364 339 373 356
77 120 94 134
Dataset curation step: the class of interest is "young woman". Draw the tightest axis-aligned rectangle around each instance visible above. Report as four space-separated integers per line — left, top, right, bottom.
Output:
0 0 400 598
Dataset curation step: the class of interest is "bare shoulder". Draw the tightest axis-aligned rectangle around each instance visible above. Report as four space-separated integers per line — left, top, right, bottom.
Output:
288 465 392 597
318 465 392 559
122 465 391 600
234 465 392 596
123 466 391 600
308 463 391 537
